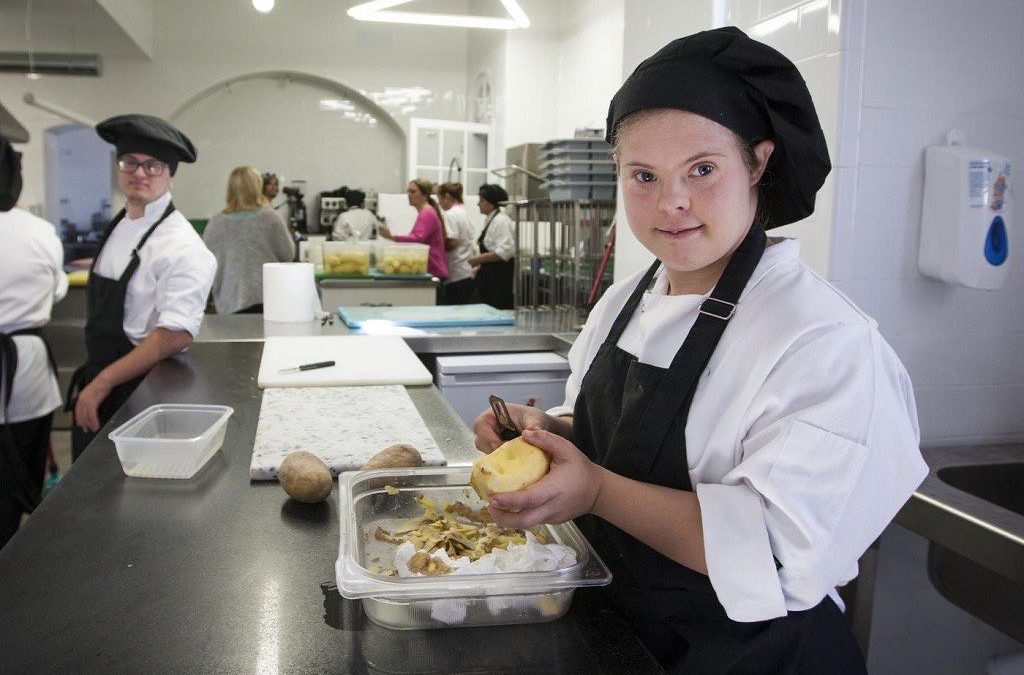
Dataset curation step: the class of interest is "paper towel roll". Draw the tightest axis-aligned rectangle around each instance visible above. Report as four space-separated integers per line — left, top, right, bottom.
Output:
263 263 319 323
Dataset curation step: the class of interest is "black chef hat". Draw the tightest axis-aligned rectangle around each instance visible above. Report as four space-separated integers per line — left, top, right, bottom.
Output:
0 135 23 213
96 114 197 176
478 183 509 208
606 26 830 228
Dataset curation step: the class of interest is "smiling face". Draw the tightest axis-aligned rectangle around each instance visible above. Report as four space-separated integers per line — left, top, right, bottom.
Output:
615 109 773 294
116 152 172 206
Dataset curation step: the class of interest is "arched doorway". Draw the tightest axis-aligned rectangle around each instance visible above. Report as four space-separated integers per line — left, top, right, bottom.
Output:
167 71 406 225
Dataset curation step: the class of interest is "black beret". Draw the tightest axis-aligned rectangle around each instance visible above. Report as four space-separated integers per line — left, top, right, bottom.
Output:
0 135 22 212
478 183 509 207
96 114 196 176
606 26 830 228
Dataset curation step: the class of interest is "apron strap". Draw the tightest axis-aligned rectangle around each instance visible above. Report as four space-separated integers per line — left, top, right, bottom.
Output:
633 225 767 473
601 259 662 349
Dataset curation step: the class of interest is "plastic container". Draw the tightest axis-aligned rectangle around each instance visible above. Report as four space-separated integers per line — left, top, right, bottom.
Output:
538 148 614 163
375 242 430 276
539 158 616 175
543 180 617 201
541 138 612 152
322 241 372 276
435 352 571 428
336 466 612 630
108 404 234 479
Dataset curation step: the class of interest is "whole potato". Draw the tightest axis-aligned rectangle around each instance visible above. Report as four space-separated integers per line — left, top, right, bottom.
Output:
361 444 424 470
279 451 333 503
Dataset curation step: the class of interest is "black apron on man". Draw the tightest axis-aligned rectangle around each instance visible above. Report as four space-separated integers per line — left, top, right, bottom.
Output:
572 224 866 674
474 213 514 310
68 202 176 460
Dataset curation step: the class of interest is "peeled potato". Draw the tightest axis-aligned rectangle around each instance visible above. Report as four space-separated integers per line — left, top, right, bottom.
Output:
279 451 333 503
361 443 424 470
470 436 550 501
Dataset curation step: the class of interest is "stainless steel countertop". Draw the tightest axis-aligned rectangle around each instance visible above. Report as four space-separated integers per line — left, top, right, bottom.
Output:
197 312 579 357
0 342 663 673
896 444 1024 583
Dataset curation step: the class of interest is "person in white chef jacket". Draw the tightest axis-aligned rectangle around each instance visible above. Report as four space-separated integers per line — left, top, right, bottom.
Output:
473 28 927 675
68 115 216 460
0 135 68 548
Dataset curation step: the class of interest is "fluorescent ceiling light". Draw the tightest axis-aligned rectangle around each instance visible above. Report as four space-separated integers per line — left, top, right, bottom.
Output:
348 0 530 30
253 0 275 13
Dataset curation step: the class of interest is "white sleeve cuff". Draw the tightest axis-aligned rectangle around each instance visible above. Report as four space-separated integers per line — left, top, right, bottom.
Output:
696 482 787 622
545 405 574 417
156 311 202 339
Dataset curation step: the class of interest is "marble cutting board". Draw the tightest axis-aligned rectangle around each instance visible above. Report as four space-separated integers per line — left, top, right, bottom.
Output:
251 385 446 480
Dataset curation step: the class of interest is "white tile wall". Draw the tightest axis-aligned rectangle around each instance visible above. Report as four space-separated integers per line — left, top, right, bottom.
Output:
836 0 1024 669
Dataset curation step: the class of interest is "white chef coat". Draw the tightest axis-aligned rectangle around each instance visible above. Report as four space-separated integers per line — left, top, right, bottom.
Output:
548 238 927 623
0 208 69 423
92 191 216 344
332 207 380 242
443 204 478 284
480 209 515 261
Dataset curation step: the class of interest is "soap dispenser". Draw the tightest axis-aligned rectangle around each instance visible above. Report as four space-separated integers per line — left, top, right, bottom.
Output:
919 130 1012 289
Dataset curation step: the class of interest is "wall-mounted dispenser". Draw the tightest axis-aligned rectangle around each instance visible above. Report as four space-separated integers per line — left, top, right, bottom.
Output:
919 130 1012 289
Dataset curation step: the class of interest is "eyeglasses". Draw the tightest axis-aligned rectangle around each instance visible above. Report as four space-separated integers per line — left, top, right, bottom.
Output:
117 158 168 176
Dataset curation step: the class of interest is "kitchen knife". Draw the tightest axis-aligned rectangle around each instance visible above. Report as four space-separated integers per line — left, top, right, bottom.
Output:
278 360 336 374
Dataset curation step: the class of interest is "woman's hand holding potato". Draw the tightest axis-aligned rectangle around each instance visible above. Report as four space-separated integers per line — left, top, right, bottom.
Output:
485 427 604 530
472 403 571 453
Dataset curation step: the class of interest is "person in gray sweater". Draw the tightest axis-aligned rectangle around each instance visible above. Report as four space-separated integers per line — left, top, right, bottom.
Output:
203 166 294 314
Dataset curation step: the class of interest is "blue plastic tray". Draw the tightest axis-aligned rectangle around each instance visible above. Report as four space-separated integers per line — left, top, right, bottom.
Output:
337 304 515 328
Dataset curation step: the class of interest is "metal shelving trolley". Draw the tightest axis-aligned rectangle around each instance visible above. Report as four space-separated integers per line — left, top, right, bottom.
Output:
510 199 616 329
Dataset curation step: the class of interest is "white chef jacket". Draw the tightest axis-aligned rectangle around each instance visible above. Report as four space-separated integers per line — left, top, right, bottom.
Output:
0 208 68 423
443 204 478 284
332 207 379 242
480 210 515 262
548 238 927 622
92 191 216 344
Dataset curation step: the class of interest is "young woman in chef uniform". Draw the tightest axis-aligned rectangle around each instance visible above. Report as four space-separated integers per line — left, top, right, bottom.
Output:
474 28 927 674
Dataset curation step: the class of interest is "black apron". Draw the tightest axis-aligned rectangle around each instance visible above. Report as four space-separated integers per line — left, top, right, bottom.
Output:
572 225 866 674
68 202 176 459
1 328 58 512
474 211 514 310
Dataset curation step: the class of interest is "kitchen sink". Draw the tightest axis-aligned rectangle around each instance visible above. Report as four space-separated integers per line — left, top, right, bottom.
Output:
937 462 1024 517
918 457 1024 642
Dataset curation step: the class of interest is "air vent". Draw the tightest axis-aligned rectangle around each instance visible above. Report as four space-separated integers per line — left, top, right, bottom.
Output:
0 52 102 77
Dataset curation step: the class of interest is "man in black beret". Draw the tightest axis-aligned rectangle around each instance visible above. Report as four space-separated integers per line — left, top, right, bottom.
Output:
0 135 68 547
68 114 215 459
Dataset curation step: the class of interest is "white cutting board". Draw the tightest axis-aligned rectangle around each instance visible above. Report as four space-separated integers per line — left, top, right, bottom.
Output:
251 385 446 479
257 335 431 388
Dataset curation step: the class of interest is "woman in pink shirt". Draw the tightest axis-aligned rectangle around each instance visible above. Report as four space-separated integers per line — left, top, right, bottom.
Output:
378 179 448 284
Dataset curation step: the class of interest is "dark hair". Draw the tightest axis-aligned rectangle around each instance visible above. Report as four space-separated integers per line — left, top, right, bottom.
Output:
436 182 464 203
346 189 365 209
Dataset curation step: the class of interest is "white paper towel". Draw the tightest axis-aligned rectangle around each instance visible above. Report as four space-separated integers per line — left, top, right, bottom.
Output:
263 262 320 323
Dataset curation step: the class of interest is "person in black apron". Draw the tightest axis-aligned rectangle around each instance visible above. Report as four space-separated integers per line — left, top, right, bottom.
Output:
471 28 926 674
68 115 205 460
0 135 66 547
470 184 515 310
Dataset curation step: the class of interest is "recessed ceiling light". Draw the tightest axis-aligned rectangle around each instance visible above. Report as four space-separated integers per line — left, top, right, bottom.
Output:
253 0 275 14
348 0 530 30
